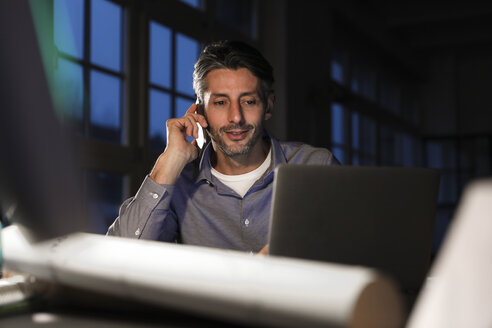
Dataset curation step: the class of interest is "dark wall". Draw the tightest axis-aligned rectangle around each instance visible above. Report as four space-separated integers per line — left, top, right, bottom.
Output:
259 0 492 143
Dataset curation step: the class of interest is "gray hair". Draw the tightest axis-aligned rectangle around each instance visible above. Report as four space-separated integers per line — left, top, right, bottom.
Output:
193 40 274 106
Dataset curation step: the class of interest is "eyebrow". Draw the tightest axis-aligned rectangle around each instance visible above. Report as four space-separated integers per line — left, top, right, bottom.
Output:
211 91 259 98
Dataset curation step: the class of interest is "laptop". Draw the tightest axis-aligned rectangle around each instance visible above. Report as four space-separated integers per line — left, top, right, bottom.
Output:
268 165 440 298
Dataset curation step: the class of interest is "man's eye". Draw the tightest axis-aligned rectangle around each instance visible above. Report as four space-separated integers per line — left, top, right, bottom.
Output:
214 100 225 105
243 99 256 105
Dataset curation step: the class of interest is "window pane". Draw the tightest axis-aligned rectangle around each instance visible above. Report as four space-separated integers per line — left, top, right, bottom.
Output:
91 0 122 71
427 141 456 169
352 112 359 150
149 89 171 152
54 58 84 134
439 173 458 203
180 0 204 9
90 71 122 143
427 142 443 168
176 97 194 118
176 33 199 96
331 103 346 145
401 134 415 167
87 170 124 234
54 0 84 59
332 147 346 165
149 22 172 88
216 0 256 38
331 60 344 84
331 48 344 84
352 153 360 166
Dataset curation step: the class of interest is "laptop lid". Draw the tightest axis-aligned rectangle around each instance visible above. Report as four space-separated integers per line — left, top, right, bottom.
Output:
268 165 440 294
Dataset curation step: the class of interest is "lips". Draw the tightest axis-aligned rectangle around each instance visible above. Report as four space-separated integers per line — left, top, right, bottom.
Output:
225 130 249 141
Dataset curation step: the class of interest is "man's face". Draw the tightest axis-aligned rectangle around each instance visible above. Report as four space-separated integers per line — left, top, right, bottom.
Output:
202 68 272 158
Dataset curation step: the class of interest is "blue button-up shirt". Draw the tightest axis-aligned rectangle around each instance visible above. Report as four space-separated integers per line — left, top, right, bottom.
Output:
108 135 338 252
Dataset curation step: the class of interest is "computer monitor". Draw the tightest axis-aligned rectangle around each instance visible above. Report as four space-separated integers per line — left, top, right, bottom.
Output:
0 0 92 242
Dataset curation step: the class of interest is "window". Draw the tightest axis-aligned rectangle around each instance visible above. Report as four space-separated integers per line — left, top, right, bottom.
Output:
381 127 421 167
331 48 345 85
331 103 348 164
426 140 458 255
329 41 421 168
330 104 378 166
427 141 458 203
180 0 204 10
425 136 491 255
148 21 200 152
46 0 261 233
54 0 125 144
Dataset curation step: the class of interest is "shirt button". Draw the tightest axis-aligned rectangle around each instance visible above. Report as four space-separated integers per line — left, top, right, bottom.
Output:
150 192 158 199
244 219 250 226
135 228 141 236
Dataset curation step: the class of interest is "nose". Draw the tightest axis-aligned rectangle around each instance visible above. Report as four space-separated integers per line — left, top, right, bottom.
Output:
228 101 245 125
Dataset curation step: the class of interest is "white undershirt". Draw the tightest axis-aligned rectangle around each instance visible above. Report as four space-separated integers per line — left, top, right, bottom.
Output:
211 148 272 198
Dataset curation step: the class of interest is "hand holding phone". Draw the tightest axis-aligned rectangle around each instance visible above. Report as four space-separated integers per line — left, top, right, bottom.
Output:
149 103 208 185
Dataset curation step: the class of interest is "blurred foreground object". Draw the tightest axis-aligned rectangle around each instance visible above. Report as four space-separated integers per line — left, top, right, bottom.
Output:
408 179 492 327
2 226 403 328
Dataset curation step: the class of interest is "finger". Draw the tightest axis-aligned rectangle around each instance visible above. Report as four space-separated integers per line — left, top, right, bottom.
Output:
167 117 193 142
186 103 198 115
258 244 269 255
184 115 198 139
185 104 208 128
196 114 208 128
184 111 208 128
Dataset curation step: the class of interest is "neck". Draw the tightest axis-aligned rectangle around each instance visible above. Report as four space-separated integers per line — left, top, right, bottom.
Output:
211 138 270 175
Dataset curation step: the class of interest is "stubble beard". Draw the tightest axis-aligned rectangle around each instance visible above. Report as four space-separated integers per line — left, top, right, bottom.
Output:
207 122 264 158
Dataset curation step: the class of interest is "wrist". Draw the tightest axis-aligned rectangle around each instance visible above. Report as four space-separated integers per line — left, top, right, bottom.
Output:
149 150 189 185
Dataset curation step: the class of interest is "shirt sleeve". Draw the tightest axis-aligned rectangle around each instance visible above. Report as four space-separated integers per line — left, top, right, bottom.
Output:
106 175 178 241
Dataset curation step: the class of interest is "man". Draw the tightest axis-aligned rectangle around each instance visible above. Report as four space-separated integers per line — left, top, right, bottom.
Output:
107 41 338 253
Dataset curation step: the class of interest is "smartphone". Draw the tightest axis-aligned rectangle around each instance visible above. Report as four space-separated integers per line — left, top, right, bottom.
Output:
195 99 208 149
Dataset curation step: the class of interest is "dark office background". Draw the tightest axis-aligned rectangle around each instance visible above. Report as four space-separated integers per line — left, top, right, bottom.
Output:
30 0 492 256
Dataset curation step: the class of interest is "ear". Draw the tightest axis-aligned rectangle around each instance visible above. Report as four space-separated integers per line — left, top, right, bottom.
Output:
264 93 275 121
